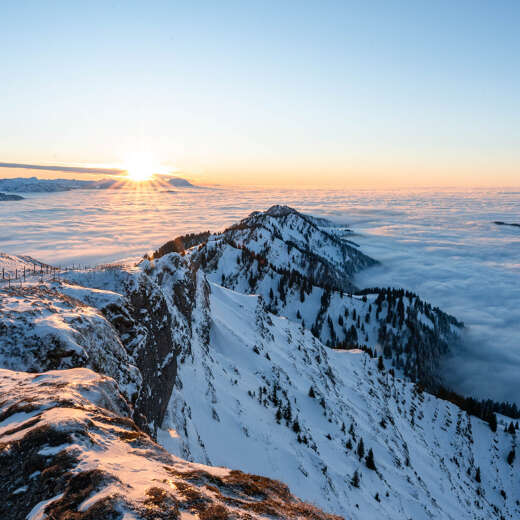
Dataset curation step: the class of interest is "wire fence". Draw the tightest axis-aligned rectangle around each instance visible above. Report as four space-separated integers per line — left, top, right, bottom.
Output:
0 263 95 288
0 257 139 288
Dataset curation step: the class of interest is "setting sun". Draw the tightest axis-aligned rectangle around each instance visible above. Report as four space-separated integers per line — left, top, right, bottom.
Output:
123 151 167 182
126 167 154 182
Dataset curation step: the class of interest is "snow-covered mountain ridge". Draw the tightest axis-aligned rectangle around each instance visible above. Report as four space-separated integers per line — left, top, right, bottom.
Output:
177 205 462 389
187 204 376 293
0 205 518 519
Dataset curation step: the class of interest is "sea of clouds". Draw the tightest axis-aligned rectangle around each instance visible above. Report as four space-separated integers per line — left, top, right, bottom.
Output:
1 186 519 405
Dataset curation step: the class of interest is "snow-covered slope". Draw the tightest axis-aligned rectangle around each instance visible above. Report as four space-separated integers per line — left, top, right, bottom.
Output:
0 253 52 278
155 276 519 519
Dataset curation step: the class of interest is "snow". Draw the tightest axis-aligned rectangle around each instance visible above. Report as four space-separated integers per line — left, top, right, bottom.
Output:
0 285 141 401
1 367 333 519
158 277 519 518
1 203 518 519
0 253 51 279
26 494 65 520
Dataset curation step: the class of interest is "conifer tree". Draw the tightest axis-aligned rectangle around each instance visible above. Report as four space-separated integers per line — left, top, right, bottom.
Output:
507 449 515 466
357 438 365 460
488 413 497 432
365 448 376 470
351 470 360 488
284 402 292 422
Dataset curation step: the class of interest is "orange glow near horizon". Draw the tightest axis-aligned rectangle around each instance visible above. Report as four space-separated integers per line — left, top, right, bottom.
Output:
0 156 519 190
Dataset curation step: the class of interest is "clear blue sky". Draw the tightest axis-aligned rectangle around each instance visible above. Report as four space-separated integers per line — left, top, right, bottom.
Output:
0 0 518 186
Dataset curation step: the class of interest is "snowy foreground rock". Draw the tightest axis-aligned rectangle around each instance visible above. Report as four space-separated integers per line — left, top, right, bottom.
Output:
0 368 340 519
0 206 518 519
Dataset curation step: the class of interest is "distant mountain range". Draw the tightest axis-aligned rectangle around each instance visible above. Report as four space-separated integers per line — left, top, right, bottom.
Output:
0 175 196 192
0 206 518 519
0 192 24 200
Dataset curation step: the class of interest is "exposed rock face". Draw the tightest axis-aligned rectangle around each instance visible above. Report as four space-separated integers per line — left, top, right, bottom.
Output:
58 266 191 436
102 274 179 434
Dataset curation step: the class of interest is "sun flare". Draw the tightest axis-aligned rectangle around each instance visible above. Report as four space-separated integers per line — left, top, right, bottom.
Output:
122 152 165 182
126 167 154 182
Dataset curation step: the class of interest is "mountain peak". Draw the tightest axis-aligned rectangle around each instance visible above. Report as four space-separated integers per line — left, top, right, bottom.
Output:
265 204 299 217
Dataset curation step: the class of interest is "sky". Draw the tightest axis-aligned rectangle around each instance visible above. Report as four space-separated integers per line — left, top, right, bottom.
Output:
0 0 519 188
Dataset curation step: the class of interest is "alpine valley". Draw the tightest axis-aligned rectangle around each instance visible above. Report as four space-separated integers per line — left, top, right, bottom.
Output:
0 206 518 520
